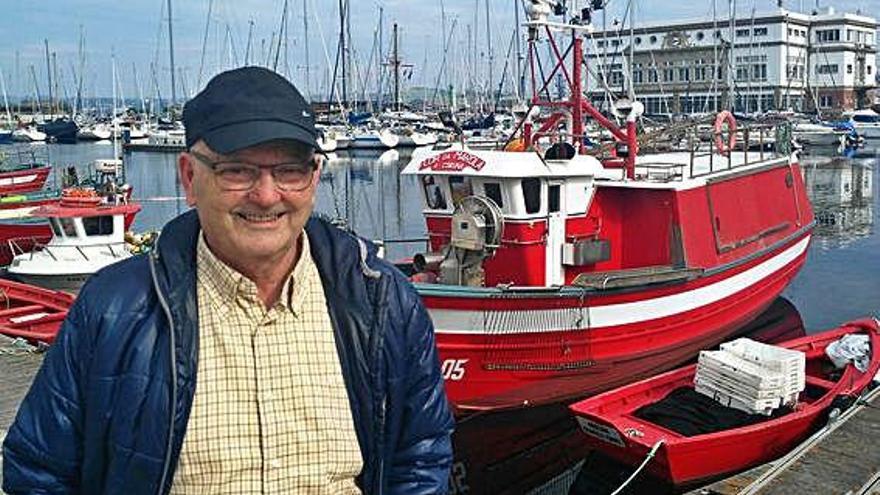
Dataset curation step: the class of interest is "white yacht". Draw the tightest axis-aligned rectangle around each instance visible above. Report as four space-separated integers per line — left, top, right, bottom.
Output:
847 109 880 140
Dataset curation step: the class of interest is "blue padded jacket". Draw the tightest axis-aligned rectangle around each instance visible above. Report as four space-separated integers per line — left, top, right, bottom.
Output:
3 210 454 494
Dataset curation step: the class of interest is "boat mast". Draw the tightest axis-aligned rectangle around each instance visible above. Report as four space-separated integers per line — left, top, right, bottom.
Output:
0 68 13 126
302 0 310 100
514 0 523 100
44 39 52 117
727 0 735 110
167 0 177 109
485 0 494 109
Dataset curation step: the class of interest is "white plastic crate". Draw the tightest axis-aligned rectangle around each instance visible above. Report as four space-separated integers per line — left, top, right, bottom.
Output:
721 338 805 388
694 381 782 416
694 338 806 415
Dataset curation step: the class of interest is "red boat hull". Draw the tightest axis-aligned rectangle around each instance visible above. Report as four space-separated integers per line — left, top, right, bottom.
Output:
425 229 812 412
0 166 51 196
569 319 880 485
0 278 74 344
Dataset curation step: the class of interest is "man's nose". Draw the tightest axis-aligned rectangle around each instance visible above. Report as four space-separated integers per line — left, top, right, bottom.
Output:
246 169 282 204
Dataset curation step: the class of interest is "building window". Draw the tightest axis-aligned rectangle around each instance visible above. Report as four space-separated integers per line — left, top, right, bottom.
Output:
678 67 690 81
752 63 767 81
819 95 833 108
847 64 853 74
696 32 704 41
650 35 657 43
736 28 750 37
663 68 674 82
737 65 749 80
816 64 839 75
754 27 767 36
868 66 873 75
597 40 605 48
648 68 658 83
715 30 722 38
788 28 793 36
816 29 840 43
632 70 643 84
635 37 642 45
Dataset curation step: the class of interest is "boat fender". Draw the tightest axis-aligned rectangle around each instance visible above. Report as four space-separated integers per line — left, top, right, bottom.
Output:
714 111 737 155
504 138 527 152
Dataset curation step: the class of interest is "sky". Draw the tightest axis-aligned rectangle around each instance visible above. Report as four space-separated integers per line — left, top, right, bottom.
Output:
0 0 877 104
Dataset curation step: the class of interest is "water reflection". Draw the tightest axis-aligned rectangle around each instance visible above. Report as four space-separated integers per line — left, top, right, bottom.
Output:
801 154 874 247
451 298 806 495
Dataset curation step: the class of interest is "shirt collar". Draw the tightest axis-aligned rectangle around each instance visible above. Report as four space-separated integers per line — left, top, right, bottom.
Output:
196 231 312 315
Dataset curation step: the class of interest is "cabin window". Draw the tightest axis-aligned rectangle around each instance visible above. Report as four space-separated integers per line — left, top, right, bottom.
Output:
522 178 541 214
83 215 115 236
449 176 473 207
548 185 561 213
59 218 77 237
49 219 63 237
484 182 503 208
422 175 447 210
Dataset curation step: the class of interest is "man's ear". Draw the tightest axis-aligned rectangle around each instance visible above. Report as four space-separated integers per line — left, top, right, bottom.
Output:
178 152 198 207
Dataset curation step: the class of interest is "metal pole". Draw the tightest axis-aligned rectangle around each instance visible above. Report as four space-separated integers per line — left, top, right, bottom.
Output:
168 0 177 107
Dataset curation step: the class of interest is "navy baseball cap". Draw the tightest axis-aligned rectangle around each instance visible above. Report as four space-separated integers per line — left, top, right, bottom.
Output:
183 66 319 154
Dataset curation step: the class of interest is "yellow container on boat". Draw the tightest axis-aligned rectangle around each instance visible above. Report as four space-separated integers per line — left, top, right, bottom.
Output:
0 195 26 203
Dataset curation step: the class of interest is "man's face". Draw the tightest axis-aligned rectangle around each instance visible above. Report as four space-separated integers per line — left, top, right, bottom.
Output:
178 140 321 269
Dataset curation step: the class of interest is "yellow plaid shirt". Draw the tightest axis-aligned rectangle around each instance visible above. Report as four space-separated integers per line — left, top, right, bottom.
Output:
170 232 363 494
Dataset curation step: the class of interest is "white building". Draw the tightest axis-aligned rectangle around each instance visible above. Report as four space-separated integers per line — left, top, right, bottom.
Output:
587 7 877 115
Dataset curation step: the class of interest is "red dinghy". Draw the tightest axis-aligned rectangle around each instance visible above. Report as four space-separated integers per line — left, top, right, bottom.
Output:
569 319 880 486
0 278 74 344
0 165 51 196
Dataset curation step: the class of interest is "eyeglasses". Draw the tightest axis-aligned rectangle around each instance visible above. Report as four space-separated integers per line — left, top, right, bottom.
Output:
188 149 317 192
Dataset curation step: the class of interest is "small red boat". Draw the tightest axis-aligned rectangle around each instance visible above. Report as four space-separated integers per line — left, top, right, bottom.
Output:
0 278 74 344
569 319 880 486
0 165 51 196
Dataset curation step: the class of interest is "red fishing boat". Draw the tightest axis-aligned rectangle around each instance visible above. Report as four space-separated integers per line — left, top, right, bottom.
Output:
0 278 74 344
0 165 51 196
568 319 880 486
398 6 814 412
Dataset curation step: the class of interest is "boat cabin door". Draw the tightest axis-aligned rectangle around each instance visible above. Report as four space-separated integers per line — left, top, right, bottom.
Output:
546 181 565 285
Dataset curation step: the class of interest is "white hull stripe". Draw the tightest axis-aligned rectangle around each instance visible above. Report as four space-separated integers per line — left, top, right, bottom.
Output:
0 174 38 187
432 235 811 335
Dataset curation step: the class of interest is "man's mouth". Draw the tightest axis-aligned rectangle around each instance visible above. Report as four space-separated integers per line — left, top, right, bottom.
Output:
234 211 286 223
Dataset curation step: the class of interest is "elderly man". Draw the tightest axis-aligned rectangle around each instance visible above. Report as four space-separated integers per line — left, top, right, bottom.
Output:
3 66 454 494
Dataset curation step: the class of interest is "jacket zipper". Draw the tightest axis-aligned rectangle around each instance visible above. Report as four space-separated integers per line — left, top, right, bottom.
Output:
150 251 178 495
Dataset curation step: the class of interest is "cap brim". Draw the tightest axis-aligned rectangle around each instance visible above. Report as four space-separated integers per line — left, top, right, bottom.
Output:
202 120 319 154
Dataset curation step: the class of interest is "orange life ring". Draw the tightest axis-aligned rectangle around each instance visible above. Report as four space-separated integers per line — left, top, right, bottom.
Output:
714 111 737 155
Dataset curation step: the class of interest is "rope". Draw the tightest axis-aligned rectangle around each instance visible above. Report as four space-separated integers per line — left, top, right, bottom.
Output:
609 440 664 495
0 337 43 355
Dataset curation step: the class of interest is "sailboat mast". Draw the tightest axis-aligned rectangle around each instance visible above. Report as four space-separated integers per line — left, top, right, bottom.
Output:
393 23 400 112
44 39 52 116
303 0 310 100
339 0 348 110
167 0 177 108
485 0 493 108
